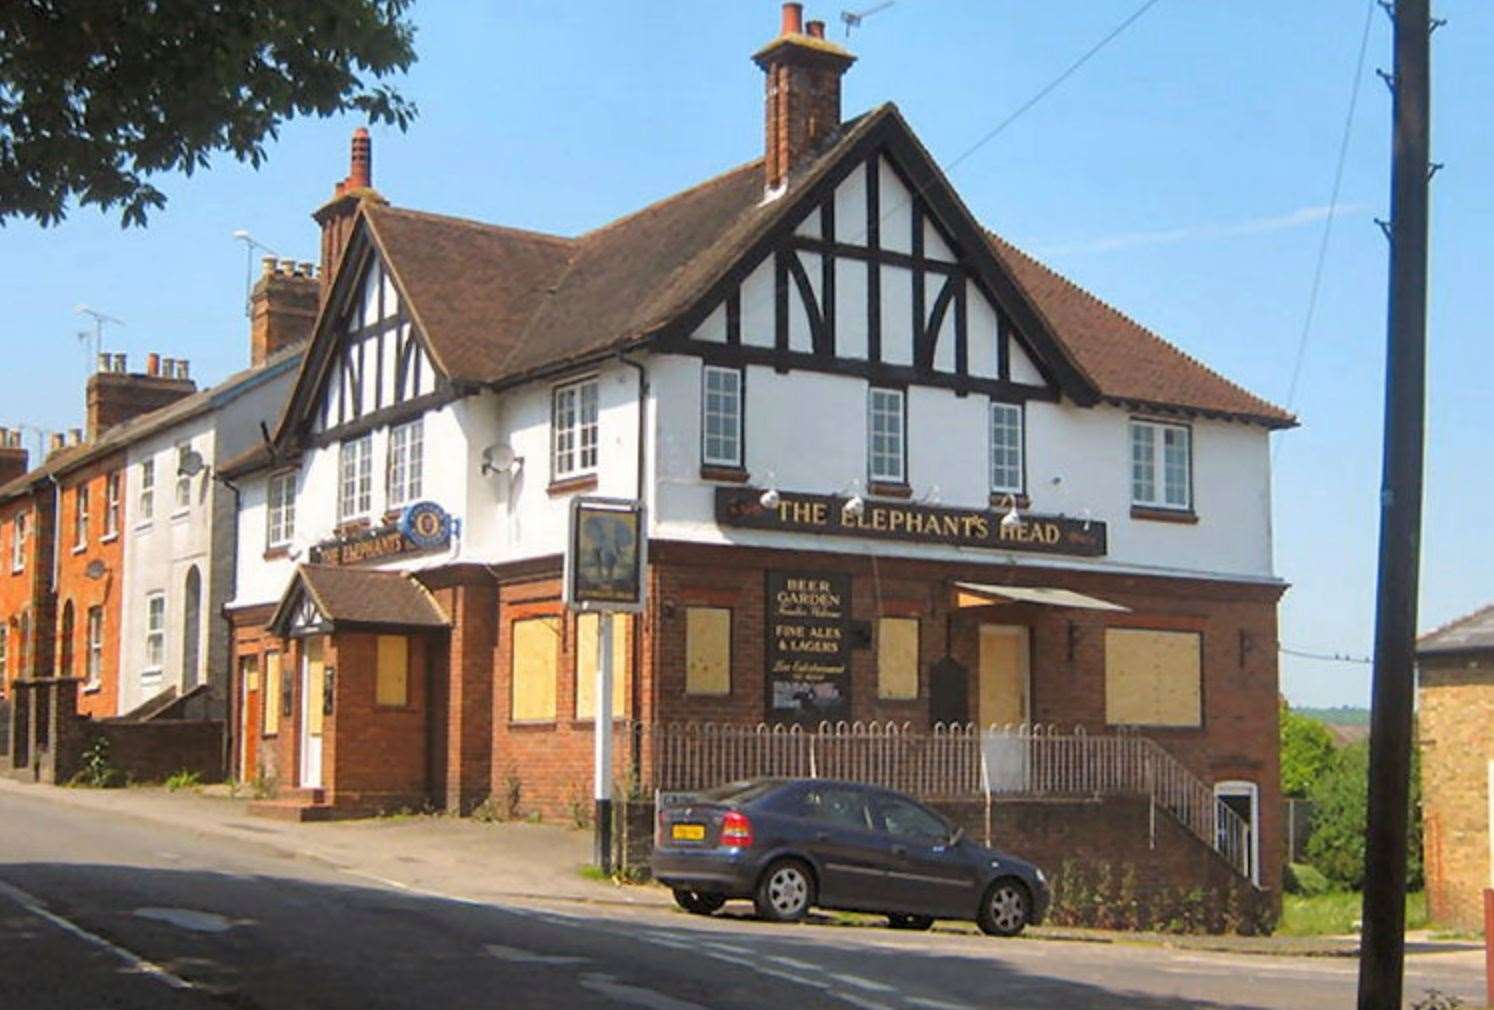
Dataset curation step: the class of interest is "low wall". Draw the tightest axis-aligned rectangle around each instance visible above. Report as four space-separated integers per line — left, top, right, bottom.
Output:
94 720 226 784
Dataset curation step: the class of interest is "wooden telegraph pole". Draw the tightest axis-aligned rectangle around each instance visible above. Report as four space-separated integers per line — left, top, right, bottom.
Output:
1357 1 1433 1007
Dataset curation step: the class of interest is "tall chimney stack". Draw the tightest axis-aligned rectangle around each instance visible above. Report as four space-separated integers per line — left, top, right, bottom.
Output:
753 3 856 194
249 257 319 367
0 429 28 486
313 127 388 304
86 352 196 440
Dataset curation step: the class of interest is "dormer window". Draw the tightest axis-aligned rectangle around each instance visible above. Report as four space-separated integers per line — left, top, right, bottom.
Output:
552 377 599 481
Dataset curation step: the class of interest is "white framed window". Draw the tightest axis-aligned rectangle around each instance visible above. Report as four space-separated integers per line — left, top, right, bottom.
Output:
868 387 905 484
701 366 743 468
387 418 424 508
338 433 374 520
990 402 1024 495
11 512 27 572
145 593 166 671
73 485 89 549
552 377 599 480
266 470 296 547
86 606 103 687
104 471 121 537
139 459 155 521
175 474 191 512
1130 419 1192 510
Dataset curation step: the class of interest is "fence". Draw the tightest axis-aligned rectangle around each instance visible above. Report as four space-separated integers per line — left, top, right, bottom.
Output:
634 720 1254 882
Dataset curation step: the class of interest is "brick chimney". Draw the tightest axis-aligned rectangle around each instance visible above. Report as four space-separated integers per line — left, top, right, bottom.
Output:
0 429 27 485
312 127 389 303
85 352 197 441
753 3 856 194
250 257 320 366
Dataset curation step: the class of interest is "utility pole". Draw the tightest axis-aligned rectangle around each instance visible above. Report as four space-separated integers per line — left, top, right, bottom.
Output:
1357 1 1432 1008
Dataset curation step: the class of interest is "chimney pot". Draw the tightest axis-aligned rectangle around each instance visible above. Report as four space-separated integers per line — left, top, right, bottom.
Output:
146 352 160 376
112 353 126 373
261 255 276 276
177 360 190 380
50 433 65 452
349 127 372 190
780 2 804 35
69 428 82 446
96 352 110 373
806 19 825 38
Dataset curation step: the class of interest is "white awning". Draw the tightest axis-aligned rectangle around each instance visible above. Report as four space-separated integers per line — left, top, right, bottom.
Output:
953 581 1130 613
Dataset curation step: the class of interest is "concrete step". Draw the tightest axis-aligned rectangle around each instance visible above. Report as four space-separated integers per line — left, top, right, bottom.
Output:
246 798 338 822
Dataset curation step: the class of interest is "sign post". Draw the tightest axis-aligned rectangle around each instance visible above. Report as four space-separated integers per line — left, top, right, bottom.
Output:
565 497 646 875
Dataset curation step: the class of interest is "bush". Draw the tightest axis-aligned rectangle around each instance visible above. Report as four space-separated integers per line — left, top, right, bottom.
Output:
69 737 126 788
1283 862 1331 896
1305 741 1423 891
1280 703 1338 799
164 769 201 792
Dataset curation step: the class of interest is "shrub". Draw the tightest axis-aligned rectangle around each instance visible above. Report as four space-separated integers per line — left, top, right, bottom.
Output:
70 737 126 788
1283 862 1331 896
164 769 201 792
1280 703 1338 799
1306 741 1423 890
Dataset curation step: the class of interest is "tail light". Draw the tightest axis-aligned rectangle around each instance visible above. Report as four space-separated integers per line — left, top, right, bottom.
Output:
656 809 667 847
721 810 754 848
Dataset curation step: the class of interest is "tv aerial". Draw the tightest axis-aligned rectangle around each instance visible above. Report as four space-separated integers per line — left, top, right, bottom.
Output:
840 1 895 36
74 304 125 372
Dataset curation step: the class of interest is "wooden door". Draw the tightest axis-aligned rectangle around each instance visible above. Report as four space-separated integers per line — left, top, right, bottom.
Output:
300 638 325 788
978 625 1029 728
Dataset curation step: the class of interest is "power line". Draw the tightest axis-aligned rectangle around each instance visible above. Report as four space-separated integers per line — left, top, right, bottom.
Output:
1280 645 1372 665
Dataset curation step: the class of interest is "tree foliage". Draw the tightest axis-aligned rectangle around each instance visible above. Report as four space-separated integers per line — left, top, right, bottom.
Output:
1280 702 1338 798
0 0 418 227
1305 740 1423 891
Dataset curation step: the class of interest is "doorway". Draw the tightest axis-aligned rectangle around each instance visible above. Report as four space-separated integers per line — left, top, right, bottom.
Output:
1214 780 1260 885
239 655 259 783
300 637 325 789
977 624 1029 728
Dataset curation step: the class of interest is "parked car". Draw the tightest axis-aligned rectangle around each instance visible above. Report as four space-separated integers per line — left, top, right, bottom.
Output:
651 778 1048 935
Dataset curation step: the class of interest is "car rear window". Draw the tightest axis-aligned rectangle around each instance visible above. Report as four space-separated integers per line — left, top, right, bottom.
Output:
697 780 779 804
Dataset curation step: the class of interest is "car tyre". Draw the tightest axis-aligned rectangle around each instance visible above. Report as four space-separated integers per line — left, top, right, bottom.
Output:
672 889 726 915
753 859 815 923
887 913 934 931
977 878 1031 937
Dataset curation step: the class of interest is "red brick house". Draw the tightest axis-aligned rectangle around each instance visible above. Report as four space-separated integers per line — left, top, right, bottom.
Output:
224 5 1290 902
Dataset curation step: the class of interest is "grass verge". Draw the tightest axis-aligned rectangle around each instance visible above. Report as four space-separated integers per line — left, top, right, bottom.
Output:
1278 889 1427 936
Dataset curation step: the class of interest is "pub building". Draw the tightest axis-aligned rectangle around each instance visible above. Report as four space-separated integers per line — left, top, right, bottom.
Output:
223 5 1290 890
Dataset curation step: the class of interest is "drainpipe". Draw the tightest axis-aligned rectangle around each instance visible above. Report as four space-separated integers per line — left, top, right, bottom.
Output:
617 352 648 788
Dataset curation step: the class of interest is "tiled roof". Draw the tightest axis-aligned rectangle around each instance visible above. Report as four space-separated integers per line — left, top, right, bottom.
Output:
293 564 449 629
1417 604 1494 656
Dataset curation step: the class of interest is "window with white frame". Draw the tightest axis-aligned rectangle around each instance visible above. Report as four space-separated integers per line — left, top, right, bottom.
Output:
139 460 155 521
266 470 296 547
175 473 191 512
104 471 120 537
1130 419 1192 510
990 402 1024 495
11 512 27 572
73 485 89 549
552 378 599 480
387 418 424 508
145 593 166 671
338 433 374 520
86 606 103 686
701 366 743 468
868 388 905 484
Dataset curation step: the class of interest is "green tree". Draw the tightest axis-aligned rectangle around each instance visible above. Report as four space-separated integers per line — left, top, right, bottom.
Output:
0 1 417 227
1305 740 1423 891
1280 702 1338 798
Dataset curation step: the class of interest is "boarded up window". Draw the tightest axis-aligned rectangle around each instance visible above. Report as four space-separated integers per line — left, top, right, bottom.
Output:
685 607 731 695
576 613 631 719
305 638 326 736
263 652 281 736
512 617 560 721
1104 628 1202 727
877 618 919 699
376 635 409 707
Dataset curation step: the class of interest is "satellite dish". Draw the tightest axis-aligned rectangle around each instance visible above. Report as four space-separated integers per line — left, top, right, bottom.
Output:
84 559 108 581
178 448 206 477
481 444 522 477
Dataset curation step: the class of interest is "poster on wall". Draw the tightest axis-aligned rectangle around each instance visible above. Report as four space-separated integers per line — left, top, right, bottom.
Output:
765 571 852 725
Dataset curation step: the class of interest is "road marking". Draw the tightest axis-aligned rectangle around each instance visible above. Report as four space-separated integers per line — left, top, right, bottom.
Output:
579 972 713 1010
702 940 752 955
905 998 976 1010
340 870 411 891
484 943 588 965
829 973 898 993
833 994 894 1010
133 908 236 933
0 880 194 990
767 954 822 972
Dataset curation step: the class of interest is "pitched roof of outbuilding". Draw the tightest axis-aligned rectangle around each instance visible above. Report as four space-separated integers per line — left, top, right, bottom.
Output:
273 564 449 632
1417 604 1494 656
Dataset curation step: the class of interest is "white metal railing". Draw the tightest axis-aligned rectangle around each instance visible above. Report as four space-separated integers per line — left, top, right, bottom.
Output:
632 720 1254 882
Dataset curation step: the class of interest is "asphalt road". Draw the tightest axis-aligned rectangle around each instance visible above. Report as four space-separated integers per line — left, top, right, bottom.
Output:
0 789 1483 1010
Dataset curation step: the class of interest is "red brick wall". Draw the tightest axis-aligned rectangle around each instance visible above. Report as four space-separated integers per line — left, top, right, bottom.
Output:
95 720 225 783
323 631 433 812
54 451 125 719
0 487 56 690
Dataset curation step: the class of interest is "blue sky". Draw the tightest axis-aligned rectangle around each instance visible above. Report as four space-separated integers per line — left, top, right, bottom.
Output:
2 2 1488 708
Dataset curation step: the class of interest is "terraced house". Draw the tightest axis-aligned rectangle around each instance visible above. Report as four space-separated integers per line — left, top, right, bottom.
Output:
224 4 1291 906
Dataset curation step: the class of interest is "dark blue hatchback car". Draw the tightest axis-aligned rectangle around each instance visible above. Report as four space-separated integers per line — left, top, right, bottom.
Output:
651 778 1048 935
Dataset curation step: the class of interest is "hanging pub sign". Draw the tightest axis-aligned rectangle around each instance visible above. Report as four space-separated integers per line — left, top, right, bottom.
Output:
765 570 853 725
716 487 1107 558
564 497 647 613
309 502 455 566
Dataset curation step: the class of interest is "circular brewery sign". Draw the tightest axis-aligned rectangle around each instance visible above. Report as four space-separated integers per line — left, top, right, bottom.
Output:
400 501 451 550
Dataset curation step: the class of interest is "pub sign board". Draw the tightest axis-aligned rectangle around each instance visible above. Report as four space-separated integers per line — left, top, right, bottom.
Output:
565 497 647 613
766 570 852 725
309 501 454 566
717 488 1107 558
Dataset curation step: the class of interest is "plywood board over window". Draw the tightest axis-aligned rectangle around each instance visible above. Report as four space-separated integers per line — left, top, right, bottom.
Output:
1104 628 1202 727
376 635 409 707
877 617 919 700
263 652 281 736
512 617 560 721
576 613 631 719
685 607 731 696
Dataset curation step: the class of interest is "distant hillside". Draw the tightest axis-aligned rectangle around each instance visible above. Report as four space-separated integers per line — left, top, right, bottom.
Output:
1294 705 1370 726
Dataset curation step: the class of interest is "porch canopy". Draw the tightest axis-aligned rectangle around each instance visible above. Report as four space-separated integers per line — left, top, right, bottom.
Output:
952 581 1129 613
267 564 451 638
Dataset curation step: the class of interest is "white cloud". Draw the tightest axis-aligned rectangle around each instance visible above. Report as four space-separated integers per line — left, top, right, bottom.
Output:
1039 204 1368 256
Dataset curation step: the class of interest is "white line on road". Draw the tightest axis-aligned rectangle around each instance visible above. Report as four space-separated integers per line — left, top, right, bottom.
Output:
0 879 195 990
767 954 823 972
579 972 714 1010
829 973 898 993
905 998 976 1010
485 943 589 965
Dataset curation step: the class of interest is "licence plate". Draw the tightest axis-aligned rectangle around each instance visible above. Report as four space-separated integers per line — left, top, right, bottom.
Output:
671 823 706 841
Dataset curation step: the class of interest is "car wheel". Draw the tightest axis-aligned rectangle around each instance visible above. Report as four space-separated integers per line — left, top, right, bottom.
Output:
672 889 726 915
754 859 815 922
977 878 1031 937
887 913 934 931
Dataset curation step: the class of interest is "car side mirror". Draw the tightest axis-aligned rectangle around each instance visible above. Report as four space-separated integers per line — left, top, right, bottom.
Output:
949 826 964 847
